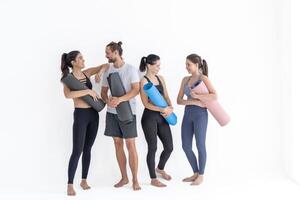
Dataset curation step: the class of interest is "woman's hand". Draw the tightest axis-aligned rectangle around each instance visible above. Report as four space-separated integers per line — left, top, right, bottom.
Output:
88 90 100 101
161 106 173 117
95 63 109 83
190 91 200 100
95 74 101 83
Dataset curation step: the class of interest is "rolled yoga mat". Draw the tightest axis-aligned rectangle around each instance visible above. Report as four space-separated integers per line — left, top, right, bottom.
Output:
107 72 134 123
61 73 106 112
143 82 177 126
191 80 230 126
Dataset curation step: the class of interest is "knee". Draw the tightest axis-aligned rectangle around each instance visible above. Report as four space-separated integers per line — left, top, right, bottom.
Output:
148 144 157 154
164 144 173 154
182 143 191 153
196 142 206 153
71 148 82 158
114 138 124 150
125 139 136 152
82 146 92 154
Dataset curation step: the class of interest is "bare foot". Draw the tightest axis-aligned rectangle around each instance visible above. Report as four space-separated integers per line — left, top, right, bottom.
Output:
80 179 91 190
151 179 167 187
114 178 129 188
182 173 199 182
67 184 76 196
191 175 203 185
132 181 141 191
156 168 172 180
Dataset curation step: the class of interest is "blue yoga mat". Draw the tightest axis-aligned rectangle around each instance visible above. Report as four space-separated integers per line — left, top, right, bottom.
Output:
143 82 177 125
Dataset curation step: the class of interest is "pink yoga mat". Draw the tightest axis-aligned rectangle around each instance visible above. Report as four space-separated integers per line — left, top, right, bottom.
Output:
191 80 230 126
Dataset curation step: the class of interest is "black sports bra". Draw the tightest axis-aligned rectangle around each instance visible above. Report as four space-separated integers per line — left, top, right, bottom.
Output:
72 72 92 89
144 75 164 95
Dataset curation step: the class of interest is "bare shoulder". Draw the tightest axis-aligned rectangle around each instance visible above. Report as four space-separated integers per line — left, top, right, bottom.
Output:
140 76 148 85
201 75 214 86
201 75 209 81
157 74 165 82
182 76 190 83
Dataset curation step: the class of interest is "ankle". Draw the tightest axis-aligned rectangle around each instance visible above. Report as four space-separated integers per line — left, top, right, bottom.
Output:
132 178 139 183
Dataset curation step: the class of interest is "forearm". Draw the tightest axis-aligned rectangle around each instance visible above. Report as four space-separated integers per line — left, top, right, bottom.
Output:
165 97 173 107
119 89 139 102
177 98 199 106
101 91 109 103
88 64 106 76
197 93 218 102
65 89 90 99
144 102 164 112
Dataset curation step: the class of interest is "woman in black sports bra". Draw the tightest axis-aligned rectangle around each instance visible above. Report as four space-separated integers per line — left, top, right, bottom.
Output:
139 54 174 187
60 51 108 196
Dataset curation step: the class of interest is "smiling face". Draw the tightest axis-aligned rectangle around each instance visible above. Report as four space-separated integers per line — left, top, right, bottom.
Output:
185 58 198 74
105 46 118 63
71 53 85 69
147 59 161 75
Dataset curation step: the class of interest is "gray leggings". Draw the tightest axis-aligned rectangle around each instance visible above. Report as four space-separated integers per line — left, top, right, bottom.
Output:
181 105 208 175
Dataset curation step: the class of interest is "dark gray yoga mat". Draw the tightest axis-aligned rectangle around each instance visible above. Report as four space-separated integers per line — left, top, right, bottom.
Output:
61 73 106 112
107 72 134 123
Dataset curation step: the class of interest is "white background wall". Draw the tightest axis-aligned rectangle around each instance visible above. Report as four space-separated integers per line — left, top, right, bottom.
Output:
0 0 298 197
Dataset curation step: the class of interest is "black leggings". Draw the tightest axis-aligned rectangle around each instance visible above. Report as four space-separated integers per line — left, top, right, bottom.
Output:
141 109 173 179
68 108 99 184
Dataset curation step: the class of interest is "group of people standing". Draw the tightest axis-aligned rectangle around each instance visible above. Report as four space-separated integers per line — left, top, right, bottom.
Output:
61 41 217 196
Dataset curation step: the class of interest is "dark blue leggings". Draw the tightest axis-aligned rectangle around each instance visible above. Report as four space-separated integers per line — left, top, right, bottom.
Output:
181 105 208 175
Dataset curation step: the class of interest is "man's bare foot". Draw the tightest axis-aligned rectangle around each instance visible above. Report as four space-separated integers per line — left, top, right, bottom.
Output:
151 179 167 187
132 181 141 191
182 173 199 182
114 178 129 188
191 175 203 185
156 168 172 180
80 179 91 190
67 184 76 196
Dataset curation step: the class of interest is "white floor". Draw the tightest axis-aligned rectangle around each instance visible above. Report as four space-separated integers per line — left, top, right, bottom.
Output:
1 175 299 200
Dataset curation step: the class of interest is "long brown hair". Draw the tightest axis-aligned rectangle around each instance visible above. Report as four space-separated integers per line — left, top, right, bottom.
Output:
186 54 208 76
139 54 160 72
60 50 80 80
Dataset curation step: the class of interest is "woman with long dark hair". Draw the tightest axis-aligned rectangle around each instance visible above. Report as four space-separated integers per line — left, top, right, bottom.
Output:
177 54 217 185
139 54 174 187
60 50 107 196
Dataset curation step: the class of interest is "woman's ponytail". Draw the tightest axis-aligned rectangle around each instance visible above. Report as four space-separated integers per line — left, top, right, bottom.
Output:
60 50 80 80
61 53 69 79
139 56 147 72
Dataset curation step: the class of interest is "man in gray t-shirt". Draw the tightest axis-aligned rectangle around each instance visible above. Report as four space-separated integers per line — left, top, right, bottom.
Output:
100 41 141 191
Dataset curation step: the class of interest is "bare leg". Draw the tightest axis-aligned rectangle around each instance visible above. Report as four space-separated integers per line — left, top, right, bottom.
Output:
126 138 141 191
113 137 129 187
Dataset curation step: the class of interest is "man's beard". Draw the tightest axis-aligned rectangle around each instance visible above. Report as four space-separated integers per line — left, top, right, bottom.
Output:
108 58 115 63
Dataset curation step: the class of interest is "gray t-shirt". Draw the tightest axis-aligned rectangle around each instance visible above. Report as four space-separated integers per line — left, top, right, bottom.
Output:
102 63 140 115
